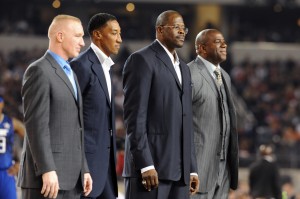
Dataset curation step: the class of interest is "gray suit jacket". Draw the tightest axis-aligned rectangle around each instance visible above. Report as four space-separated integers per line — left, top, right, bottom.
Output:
188 57 239 192
17 52 89 190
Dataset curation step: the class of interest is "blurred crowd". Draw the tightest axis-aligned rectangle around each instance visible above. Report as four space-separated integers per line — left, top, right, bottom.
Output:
231 58 300 168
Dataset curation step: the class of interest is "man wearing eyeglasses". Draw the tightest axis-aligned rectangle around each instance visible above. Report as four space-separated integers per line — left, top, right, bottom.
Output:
122 10 199 199
188 29 239 199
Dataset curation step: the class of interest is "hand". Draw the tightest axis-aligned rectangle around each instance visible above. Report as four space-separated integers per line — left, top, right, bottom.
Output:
41 171 59 198
141 169 159 191
83 173 93 196
7 162 20 176
189 175 199 195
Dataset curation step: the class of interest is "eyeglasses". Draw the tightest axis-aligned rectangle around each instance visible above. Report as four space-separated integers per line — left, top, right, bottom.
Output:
161 25 189 34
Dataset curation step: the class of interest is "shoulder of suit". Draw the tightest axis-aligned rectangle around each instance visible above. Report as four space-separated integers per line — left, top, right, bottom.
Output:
220 67 231 79
187 59 198 68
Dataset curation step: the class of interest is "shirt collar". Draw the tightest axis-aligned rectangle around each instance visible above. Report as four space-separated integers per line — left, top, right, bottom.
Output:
47 50 69 68
90 42 114 70
198 55 221 77
156 39 180 65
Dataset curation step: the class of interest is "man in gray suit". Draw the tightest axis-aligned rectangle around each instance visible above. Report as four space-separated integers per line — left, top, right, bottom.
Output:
188 29 239 199
17 15 92 199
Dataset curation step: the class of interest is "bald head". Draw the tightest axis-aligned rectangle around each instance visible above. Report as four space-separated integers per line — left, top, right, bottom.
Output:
155 10 181 27
48 15 81 39
195 29 220 53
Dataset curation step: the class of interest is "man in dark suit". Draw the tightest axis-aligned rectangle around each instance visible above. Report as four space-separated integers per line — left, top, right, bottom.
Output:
249 144 282 199
71 13 122 199
188 29 239 199
17 15 92 199
122 10 199 199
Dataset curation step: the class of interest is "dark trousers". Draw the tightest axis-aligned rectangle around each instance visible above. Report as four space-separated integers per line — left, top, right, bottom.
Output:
125 178 189 199
81 162 116 199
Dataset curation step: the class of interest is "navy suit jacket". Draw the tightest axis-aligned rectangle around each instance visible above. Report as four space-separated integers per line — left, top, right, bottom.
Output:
71 47 118 197
122 41 197 185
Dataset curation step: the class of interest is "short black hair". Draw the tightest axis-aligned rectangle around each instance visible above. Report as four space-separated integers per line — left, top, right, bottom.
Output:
87 13 117 37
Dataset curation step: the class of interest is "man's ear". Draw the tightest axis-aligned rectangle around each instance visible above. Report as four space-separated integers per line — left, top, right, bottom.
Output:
156 26 163 34
56 31 63 43
93 30 102 39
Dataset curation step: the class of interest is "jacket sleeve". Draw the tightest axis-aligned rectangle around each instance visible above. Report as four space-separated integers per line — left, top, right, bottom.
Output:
22 64 56 176
122 53 154 170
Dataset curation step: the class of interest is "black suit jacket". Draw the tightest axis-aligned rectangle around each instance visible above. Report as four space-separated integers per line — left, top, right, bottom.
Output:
122 41 197 185
249 158 282 199
71 47 118 197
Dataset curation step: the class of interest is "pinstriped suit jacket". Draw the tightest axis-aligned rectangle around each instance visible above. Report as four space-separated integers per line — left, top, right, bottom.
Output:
188 57 239 193
18 52 89 190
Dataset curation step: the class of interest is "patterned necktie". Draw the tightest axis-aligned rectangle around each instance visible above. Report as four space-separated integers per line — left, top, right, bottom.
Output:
214 68 223 86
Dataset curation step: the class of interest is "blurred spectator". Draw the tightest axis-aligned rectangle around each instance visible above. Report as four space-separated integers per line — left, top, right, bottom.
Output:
0 96 25 199
281 175 297 199
249 144 282 199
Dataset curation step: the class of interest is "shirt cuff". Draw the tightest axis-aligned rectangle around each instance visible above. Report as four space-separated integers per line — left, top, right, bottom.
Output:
190 172 198 176
141 165 155 173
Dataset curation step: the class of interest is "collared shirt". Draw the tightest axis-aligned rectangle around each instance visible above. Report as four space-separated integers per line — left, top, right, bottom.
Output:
90 42 114 102
47 50 77 99
198 55 221 80
156 39 182 84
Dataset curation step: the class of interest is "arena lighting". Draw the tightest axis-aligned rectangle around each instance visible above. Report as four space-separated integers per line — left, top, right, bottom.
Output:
126 3 135 12
52 0 61 9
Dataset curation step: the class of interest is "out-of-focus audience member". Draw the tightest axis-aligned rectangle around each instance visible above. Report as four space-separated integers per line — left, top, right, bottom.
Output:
0 96 25 199
281 175 297 199
249 144 282 199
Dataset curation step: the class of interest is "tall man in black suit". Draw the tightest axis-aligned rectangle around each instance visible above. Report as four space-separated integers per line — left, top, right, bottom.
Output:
122 10 199 199
71 13 122 199
18 15 92 199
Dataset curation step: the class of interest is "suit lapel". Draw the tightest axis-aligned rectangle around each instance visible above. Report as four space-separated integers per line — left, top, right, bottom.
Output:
46 53 77 101
151 41 182 90
73 73 84 125
194 57 219 97
88 49 111 107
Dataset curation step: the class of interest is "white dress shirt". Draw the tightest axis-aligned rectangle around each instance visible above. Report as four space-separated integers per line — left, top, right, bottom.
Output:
157 39 182 84
90 42 114 102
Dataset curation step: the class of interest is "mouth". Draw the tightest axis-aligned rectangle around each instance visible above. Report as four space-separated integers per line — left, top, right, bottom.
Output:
177 37 185 42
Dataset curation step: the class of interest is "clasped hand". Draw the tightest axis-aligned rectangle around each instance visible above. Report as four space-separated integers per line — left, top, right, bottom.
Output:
141 169 159 191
